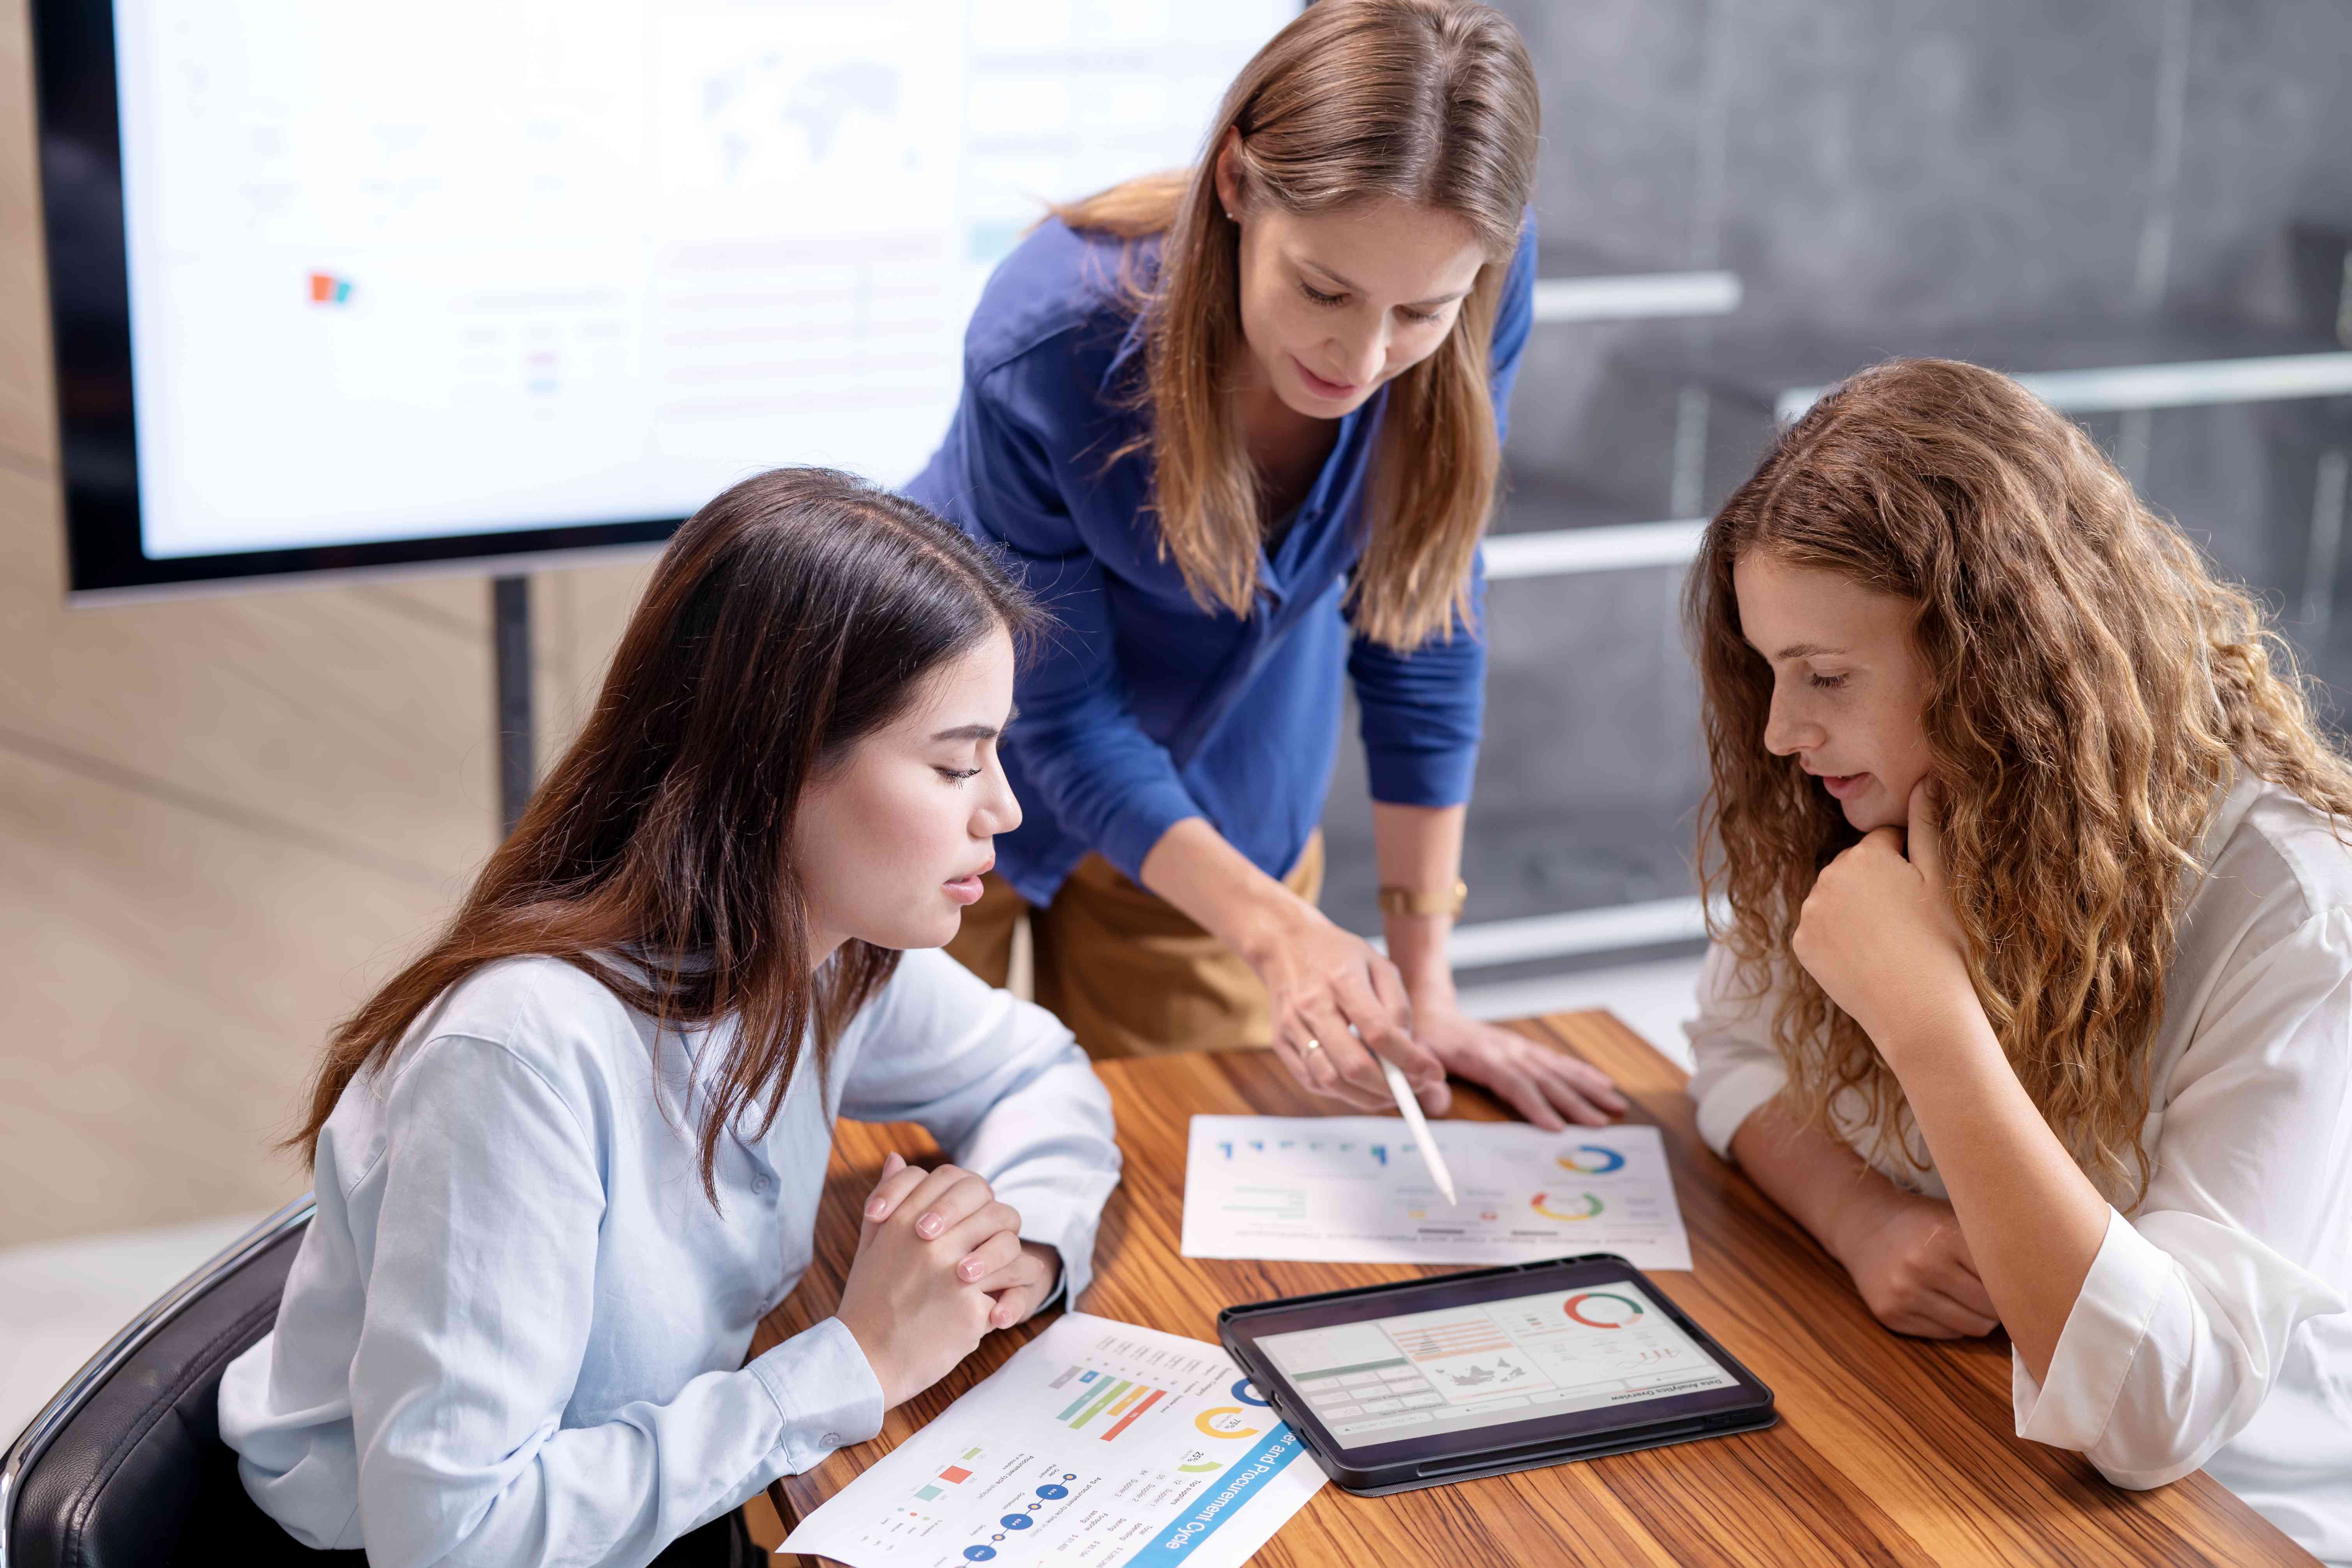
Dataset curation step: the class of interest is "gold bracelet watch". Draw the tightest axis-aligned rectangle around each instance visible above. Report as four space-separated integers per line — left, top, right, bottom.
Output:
1376 879 1467 918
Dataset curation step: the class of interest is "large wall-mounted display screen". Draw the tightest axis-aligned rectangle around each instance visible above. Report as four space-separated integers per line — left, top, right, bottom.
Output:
35 0 1294 597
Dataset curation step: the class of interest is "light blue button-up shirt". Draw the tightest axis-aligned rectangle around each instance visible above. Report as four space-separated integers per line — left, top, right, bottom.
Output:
219 948 1121 1568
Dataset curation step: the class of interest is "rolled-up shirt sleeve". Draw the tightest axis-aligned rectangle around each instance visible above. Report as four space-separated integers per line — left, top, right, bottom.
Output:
2011 908 2352 1485
1347 218 1537 809
838 949 1121 1308
1685 942 1791 1160
341 1037 881 1568
1346 561 1488 807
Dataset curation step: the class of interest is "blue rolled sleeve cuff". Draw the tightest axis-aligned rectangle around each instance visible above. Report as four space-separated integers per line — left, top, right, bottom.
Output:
1092 778 1206 883
1350 575 1488 809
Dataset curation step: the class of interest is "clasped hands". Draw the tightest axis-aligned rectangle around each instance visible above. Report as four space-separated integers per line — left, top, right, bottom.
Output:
832 1152 1059 1408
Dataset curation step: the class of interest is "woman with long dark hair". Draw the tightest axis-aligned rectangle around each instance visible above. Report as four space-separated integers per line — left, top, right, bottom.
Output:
1685 359 2351 1561
217 470 1121 1567
910 0 1625 1130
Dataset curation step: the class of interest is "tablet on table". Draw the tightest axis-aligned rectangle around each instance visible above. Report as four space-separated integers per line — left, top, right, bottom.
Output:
1219 1254 1776 1496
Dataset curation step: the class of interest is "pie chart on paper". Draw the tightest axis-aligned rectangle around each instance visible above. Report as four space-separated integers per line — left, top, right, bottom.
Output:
1180 1114 1693 1270
1529 1190 1604 1222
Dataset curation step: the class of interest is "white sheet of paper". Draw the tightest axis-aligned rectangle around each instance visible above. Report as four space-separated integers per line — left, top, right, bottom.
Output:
1180 1115 1694 1271
778 1313 1326 1567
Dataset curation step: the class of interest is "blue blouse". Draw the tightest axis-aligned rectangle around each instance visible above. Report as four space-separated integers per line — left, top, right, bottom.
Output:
906 215 1537 904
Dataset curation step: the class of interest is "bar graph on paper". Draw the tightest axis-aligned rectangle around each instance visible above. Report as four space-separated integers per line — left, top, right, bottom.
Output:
1050 1365 1173 1440
1180 1115 1693 1270
781 1314 1325 1568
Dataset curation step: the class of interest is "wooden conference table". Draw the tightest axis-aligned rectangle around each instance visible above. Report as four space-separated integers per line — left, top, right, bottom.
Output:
747 1011 2311 1566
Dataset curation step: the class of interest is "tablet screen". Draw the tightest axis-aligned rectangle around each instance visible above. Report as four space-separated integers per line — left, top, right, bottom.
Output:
1252 1278 1737 1449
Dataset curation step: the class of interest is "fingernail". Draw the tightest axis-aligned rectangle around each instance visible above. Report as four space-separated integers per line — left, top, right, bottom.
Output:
960 1260 980 1280
865 1201 886 1220
917 1216 941 1238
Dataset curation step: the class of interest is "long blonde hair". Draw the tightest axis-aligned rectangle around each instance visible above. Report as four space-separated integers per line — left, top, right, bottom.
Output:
1688 358 2352 1202
1054 0 1538 651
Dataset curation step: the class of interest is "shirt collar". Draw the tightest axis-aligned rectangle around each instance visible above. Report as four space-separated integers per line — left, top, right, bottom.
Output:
2195 763 2263 869
1097 237 1163 396
1100 300 1152 396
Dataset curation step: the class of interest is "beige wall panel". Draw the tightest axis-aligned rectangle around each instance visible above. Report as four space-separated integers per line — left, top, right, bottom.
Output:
0 0 48 472
0 0 676 1247
536 557 658 757
0 740 459 1246
0 467 500 884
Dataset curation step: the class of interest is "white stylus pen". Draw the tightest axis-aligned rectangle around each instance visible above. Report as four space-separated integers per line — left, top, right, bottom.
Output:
1382 1057 1459 1206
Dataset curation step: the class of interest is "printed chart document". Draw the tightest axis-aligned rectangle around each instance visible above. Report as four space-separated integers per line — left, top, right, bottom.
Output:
778 1314 1325 1566
1181 1116 1693 1271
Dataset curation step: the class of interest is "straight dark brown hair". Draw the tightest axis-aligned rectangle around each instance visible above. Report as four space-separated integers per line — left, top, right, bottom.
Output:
1055 0 1539 651
289 468 1041 1199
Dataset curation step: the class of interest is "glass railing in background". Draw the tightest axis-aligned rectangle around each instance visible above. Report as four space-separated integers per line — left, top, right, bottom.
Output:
1321 278 2352 988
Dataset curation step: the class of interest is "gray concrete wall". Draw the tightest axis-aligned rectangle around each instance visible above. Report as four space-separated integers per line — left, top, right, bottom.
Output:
1320 0 2352 938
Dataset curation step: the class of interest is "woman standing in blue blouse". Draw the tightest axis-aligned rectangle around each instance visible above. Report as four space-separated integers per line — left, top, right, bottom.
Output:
910 0 1625 1128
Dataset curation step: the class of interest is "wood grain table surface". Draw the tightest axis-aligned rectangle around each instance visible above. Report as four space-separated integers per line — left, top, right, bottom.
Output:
749 1010 2312 1566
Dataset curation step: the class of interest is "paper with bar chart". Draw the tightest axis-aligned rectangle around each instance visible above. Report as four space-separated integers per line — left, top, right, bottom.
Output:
1180 1116 1693 1270
779 1313 1325 1567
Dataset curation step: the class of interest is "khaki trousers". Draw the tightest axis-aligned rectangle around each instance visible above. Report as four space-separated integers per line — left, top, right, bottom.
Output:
945 832 1325 1059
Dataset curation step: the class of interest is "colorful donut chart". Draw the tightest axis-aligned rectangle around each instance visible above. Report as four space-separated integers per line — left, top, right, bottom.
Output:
1563 1290 1645 1329
1555 1144 1627 1175
1194 1406 1263 1439
1529 1190 1604 1221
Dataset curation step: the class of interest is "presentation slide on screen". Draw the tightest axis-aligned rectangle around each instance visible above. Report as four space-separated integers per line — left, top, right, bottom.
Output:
110 0 1294 558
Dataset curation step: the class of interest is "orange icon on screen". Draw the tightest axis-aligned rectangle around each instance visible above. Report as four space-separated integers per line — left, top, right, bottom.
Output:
308 271 353 305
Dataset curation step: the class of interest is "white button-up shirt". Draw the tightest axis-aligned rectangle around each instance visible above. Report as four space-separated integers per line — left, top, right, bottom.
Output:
220 948 1121 1568
1688 775 2352 1566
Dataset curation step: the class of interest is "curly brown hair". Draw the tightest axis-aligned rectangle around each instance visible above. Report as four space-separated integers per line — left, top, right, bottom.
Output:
1687 357 2352 1202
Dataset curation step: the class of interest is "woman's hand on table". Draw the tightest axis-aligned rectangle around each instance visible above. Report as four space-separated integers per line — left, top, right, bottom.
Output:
1829 1184 2000 1339
1247 910 1449 1113
838 1154 1055 1407
1409 999 1628 1130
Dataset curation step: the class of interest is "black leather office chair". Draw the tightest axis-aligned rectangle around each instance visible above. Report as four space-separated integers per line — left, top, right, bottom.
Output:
0 1199 762 1567
0 1197 324 1568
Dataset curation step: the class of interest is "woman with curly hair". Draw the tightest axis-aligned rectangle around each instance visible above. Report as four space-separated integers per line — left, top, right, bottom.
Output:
1685 358 2350 1561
